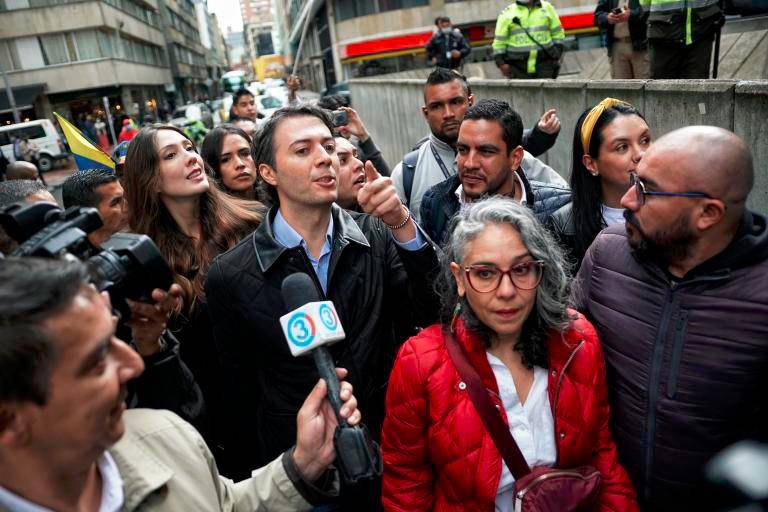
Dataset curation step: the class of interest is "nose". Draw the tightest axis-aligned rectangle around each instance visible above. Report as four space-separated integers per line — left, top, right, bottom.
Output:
234 154 246 169
442 103 454 119
114 338 144 383
620 184 639 210
496 272 518 299
315 143 333 167
463 149 479 170
631 143 645 164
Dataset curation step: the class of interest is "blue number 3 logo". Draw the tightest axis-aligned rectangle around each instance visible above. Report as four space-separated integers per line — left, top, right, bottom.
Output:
287 313 316 347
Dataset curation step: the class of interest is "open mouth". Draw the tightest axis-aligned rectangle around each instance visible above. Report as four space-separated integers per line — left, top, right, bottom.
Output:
187 168 203 180
315 175 336 185
353 174 366 185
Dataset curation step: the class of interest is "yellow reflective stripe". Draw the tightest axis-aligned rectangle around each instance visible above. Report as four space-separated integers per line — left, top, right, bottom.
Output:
528 50 538 73
686 7 693 44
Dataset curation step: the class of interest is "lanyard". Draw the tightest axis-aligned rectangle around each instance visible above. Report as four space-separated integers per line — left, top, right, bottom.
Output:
430 142 454 180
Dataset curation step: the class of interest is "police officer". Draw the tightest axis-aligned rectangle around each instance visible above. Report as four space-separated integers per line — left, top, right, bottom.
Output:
641 0 723 78
493 0 566 79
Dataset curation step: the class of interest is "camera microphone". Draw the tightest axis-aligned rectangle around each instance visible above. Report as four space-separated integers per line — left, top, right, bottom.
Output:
280 272 382 485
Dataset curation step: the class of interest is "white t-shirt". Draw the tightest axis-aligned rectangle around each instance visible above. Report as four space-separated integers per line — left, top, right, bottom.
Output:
601 204 625 226
486 353 557 512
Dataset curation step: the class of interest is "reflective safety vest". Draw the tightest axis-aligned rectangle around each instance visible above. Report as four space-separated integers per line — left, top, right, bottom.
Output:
492 1 565 74
640 0 720 45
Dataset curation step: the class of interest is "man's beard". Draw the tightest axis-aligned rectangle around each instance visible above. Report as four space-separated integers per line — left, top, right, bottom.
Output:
624 210 697 264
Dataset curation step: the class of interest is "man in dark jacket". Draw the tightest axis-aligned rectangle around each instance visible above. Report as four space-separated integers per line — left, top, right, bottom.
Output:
204 105 439 507
573 126 768 511
420 99 570 245
594 0 649 78
640 0 723 78
425 16 471 69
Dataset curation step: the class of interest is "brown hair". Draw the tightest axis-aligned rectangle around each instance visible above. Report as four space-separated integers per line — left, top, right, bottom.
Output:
122 124 264 312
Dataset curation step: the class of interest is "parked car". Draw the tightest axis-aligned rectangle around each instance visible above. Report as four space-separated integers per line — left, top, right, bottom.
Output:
0 119 70 172
171 103 213 129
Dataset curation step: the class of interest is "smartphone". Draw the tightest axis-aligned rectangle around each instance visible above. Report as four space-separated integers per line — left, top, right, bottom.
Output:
332 110 348 127
611 7 623 14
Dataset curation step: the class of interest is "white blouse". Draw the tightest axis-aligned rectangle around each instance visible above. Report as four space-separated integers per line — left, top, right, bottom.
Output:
486 352 557 512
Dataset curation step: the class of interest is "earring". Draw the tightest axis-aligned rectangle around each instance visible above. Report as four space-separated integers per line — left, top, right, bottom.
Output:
450 301 462 333
591 171 599 177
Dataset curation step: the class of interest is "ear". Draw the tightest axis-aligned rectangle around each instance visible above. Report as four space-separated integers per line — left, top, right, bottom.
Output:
450 262 466 297
582 154 599 176
696 199 727 231
259 163 278 187
421 105 429 118
467 94 475 107
0 404 31 448
508 145 525 172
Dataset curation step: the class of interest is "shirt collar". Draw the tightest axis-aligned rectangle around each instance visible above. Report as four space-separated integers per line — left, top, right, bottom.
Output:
0 453 124 512
454 171 528 206
272 208 334 253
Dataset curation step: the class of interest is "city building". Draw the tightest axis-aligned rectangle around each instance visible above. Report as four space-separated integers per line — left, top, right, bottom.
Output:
0 0 172 126
225 29 248 72
278 0 601 91
194 1 229 99
158 0 208 105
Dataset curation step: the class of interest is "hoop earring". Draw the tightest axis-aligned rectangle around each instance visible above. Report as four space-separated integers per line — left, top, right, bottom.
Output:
450 301 461 333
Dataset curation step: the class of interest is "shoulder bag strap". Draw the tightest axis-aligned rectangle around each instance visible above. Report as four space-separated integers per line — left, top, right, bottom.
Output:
443 328 532 479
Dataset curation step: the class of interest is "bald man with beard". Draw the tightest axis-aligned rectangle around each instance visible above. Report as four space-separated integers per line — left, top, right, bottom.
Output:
572 126 768 511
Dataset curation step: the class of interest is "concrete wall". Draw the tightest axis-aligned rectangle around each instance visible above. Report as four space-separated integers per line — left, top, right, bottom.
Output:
350 78 768 213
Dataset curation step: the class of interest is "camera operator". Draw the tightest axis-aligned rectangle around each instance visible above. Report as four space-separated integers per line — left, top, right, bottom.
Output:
0 257 360 511
0 180 56 255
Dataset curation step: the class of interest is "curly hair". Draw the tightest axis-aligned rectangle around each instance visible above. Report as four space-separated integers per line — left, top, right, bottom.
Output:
436 197 572 368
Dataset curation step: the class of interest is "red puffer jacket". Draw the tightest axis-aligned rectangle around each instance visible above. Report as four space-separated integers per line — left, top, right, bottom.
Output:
382 312 638 512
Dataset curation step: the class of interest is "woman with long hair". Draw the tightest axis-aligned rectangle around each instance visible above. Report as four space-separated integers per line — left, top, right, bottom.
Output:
201 125 259 201
382 197 638 511
122 124 263 472
549 98 650 269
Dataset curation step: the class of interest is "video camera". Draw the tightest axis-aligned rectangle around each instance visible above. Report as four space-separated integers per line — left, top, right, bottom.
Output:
0 202 173 321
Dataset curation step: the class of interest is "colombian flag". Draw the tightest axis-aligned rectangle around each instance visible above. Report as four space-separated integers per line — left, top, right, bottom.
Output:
54 112 115 172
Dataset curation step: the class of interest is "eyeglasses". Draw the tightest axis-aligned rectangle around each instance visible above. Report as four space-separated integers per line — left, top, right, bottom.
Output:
629 172 713 206
464 261 545 293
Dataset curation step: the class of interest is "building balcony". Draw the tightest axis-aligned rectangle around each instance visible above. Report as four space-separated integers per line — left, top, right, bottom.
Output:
6 58 172 95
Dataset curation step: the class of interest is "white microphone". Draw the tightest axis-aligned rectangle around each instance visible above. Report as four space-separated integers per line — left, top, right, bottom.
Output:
279 297 345 357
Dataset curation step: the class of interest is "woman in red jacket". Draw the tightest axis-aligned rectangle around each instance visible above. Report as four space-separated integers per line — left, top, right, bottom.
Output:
382 197 638 511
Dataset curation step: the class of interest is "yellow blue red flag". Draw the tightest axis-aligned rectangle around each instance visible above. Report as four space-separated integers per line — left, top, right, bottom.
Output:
53 112 115 172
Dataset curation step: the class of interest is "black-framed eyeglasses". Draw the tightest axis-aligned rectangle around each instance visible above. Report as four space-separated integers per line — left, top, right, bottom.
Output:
464 261 545 293
629 171 713 206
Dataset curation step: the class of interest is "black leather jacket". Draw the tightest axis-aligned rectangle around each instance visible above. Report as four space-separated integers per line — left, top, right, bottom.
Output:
205 204 440 478
420 172 571 246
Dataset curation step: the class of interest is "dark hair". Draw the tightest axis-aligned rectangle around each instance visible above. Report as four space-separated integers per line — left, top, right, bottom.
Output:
435 15 450 25
463 99 523 155
62 169 118 209
233 88 254 104
122 124 263 312
201 124 253 184
252 104 334 206
425 67 471 98
570 103 645 259
0 180 48 207
0 258 88 408
316 94 349 111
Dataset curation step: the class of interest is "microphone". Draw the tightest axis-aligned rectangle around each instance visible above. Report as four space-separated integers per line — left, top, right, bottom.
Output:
280 272 382 485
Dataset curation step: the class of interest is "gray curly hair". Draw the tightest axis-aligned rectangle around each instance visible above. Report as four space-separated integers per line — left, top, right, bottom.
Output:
437 196 572 367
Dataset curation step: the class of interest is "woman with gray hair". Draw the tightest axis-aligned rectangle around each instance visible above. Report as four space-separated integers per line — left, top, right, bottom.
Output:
381 197 637 511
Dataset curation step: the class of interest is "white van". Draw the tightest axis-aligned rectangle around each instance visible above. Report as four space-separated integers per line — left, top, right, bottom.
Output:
0 119 70 172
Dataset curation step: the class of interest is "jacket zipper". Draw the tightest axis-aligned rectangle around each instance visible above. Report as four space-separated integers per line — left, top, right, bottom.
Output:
643 284 677 501
665 310 688 399
514 469 601 512
552 339 585 465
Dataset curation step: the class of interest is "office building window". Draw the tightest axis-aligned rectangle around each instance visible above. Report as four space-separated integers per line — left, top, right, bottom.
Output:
75 30 101 60
39 34 74 65
335 0 428 22
0 40 20 70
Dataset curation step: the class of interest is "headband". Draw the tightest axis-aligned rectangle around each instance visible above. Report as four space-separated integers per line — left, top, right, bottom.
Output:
580 97 632 155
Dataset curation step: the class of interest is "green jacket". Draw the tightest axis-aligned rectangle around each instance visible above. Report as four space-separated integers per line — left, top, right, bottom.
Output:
493 0 565 73
640 0 722 44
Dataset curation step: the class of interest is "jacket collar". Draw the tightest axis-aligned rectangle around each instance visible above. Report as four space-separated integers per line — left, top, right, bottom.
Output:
428 132 456 154
252 204 370 273
109 438 173 511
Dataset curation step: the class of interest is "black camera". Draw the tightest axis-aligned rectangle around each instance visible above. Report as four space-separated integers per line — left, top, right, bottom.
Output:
332 109 349 127
0 202 173 320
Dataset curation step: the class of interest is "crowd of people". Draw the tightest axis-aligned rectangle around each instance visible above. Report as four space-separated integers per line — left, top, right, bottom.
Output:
0 64 765 512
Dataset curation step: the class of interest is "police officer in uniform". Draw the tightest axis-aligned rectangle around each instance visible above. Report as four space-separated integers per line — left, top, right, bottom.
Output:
493 0 566 79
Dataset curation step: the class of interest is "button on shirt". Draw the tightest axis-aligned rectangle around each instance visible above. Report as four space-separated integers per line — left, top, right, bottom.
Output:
272 209 426 293
0 452 124 512
486 353 557 512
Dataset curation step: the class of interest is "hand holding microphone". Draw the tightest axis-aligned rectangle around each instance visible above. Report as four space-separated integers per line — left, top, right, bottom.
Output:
281 273 383 485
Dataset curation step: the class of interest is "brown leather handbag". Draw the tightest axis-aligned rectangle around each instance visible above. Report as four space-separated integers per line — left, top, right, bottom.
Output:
443 328 602 512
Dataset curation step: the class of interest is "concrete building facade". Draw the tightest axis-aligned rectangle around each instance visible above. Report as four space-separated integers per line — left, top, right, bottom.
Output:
158 0 208 104
0 0 172 125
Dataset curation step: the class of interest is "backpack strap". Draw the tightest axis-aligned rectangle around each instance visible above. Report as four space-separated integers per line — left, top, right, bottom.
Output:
402 148 419 208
